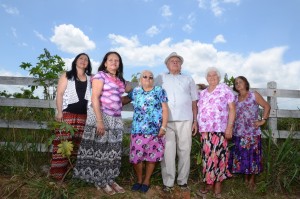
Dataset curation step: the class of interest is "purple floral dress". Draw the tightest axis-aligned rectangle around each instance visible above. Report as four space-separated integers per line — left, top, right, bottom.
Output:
229 91 263 174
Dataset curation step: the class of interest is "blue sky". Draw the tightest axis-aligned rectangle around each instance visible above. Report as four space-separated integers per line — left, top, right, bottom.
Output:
1 0 299 109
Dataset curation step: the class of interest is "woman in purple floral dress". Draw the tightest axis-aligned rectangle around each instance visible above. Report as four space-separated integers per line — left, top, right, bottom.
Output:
197 67 236 198
229 76 270 190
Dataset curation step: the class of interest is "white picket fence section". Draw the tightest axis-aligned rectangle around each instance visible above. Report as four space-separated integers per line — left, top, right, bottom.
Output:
0 76 299 152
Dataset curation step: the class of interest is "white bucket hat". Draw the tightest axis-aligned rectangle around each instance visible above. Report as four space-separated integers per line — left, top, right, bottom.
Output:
164 52 184 65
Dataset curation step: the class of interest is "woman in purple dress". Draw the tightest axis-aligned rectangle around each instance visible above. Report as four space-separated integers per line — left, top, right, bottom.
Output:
229 76 270 190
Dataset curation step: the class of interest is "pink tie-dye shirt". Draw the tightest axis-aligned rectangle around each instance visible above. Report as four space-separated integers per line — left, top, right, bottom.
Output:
92 71 125 117
197 83 234 133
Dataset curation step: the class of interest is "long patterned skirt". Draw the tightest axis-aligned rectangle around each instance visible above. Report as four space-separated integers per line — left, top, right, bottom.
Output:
201 132 232 185
229 135 263 174
50 112 87 180
73 107 124 187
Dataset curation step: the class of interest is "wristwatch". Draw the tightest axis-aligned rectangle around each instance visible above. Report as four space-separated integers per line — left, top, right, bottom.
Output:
161 127 167 132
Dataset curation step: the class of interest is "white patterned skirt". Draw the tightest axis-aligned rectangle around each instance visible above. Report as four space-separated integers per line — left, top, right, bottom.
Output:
73 107 124 187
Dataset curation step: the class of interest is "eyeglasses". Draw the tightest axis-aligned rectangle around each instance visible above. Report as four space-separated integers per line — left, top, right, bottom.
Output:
142 75 154 80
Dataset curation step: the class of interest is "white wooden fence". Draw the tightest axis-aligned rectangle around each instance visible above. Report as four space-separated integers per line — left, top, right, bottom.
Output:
0 76 299 140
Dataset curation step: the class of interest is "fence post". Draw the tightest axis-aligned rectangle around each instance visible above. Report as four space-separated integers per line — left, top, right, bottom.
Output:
267 81 278 141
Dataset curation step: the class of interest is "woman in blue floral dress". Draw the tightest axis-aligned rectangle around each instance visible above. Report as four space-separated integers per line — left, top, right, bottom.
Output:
125 70 168 193
229 76 270 190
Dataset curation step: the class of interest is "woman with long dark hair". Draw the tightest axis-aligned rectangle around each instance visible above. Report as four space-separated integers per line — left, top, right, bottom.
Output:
50 53 92 180
74 51 131 195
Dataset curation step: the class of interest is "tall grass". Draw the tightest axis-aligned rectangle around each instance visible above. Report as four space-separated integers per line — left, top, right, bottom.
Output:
259 129 300 193
0 117 299 198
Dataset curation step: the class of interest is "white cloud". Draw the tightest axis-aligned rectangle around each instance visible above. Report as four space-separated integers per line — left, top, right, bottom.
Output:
211 0 223 16
213 34 226 43
108 34 140 48
161 5 172 18
197 0 206 8
182 13 196 33
107 35 300 93
50 24 96 54
182 24 193 33
20 42 28 47
11 27 17 38
197 0 240 17
187 13 197 24
146 26 160 37
1 4 19 15
34 30 47 41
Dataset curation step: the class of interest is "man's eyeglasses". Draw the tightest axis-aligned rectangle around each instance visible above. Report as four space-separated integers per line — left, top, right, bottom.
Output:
142 76 154 80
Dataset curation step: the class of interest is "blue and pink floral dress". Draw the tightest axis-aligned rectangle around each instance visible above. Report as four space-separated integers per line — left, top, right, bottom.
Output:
128 86 168 164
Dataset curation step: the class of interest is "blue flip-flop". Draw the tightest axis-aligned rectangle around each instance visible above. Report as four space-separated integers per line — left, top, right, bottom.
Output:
131 183 142 191
139 184 150 193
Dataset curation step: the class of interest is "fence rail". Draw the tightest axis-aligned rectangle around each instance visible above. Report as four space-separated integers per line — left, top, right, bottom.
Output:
0 76 299 139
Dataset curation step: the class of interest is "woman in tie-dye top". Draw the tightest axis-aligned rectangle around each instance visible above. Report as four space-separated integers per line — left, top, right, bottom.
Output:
229 76 270 190
197 67 236 198
74 51 131 196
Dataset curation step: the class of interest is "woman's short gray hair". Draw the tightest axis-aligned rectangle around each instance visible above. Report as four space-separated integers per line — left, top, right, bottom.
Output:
205 67 221 79
139 70 154 86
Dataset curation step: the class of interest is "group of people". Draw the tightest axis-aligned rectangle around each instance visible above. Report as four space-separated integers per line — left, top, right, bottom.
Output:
49 51 270 198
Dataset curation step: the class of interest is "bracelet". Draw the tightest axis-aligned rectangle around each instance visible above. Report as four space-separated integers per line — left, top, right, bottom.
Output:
161 127 167 132
261 118 267 121
96 119 103 122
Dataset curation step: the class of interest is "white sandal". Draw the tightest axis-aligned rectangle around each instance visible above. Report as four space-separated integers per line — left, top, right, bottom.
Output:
99 184 116 195
111 182 125 193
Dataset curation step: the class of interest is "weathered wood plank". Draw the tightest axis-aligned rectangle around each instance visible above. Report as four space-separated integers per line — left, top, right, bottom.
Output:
251 88 300 98
0 98 55 108
0 142 51 152
0 76 57 86
0 119 48 129
122 104 133 111
273 130 300 139
277 109 300 118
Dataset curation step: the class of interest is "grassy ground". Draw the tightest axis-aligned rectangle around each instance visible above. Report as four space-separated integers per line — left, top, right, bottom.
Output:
0 170 299 199
0 154 299 199
0 125 299 198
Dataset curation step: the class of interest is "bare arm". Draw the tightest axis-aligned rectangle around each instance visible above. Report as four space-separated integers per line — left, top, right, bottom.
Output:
55 72 67 122
125 81 132 93
91 79 105 135
122 96 132 106
192 100 198 136
254 91 271 128
158 102 169 137
225 102 236 140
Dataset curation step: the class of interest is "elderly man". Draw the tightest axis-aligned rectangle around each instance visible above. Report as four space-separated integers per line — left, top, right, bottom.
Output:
155 52 198 192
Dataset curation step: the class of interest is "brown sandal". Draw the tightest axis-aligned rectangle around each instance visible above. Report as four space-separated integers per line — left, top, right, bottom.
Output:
213 193 222 198
197 189 209 196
